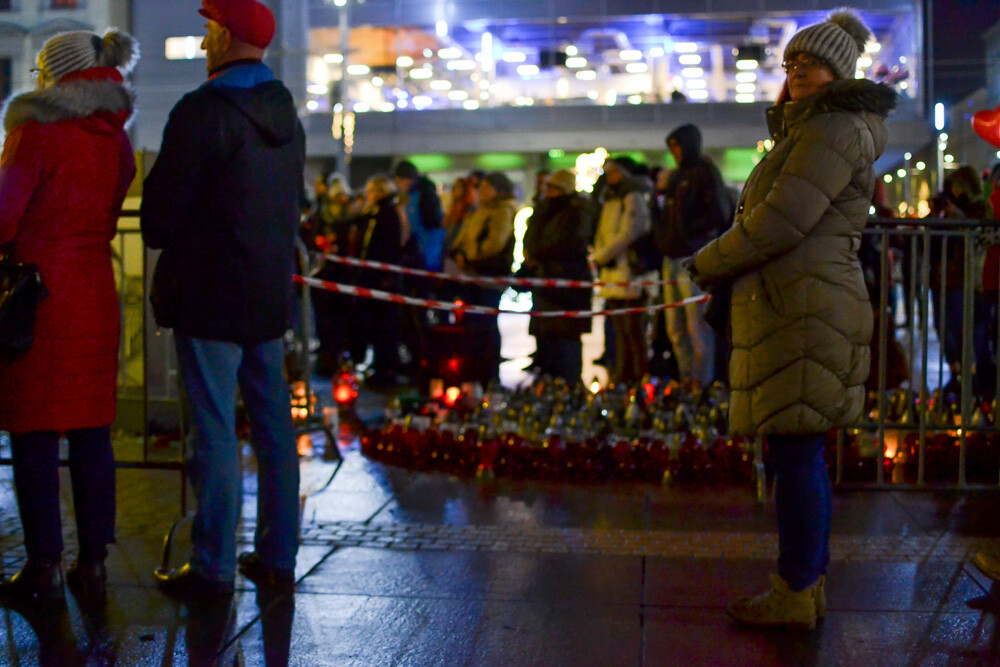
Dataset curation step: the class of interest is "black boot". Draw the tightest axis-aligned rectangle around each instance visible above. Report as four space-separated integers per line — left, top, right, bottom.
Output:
0 558 64 603
66 560 107 598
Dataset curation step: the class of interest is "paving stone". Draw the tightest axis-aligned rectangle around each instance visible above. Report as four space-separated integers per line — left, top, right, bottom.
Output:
4 439 1000 665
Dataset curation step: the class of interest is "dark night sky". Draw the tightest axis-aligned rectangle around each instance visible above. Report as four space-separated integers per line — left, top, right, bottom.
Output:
932 0 1000 103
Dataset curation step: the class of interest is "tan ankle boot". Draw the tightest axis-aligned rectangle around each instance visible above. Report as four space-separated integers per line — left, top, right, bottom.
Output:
727 573 818 630
972 551 1000 581
814 574 826 619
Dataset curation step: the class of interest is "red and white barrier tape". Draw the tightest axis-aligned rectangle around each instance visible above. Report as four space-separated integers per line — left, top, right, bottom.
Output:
320 253 675 289
295 275 708 318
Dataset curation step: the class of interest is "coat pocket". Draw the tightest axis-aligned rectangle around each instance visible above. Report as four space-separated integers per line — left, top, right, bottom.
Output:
757 269 783 317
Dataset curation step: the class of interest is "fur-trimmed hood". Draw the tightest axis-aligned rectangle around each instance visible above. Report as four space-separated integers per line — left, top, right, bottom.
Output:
3 67 135 135
800 78 896 117
768 79 896 140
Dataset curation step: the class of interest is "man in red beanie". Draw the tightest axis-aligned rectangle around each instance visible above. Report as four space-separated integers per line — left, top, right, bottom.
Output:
142 0 304 599
198 0 276 51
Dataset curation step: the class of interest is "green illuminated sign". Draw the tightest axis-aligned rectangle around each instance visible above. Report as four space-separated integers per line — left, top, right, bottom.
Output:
407 154 453 172
548 152 579 169
476 153 526 170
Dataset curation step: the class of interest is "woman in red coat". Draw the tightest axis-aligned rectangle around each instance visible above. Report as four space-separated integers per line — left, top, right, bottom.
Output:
0 29 138 602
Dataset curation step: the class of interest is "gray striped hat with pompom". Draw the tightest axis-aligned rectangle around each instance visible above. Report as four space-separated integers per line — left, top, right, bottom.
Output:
784 10 872 80
38 28 139 81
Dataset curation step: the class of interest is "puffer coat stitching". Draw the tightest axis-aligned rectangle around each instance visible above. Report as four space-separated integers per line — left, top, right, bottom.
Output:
694 79 895 436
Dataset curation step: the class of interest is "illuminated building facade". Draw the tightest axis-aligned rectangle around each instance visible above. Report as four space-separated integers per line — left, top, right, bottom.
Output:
132 0 930 186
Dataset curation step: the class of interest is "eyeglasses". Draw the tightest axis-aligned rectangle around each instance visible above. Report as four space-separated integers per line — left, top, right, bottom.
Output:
781 57 826 74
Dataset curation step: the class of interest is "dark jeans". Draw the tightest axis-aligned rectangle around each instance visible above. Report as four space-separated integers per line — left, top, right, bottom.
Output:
11 426 116 563
534 335 582 383
975 292 998 397
932 288 964 369
358 299 400 381
606 298 647 384
770 433 831 592
465 285 503 384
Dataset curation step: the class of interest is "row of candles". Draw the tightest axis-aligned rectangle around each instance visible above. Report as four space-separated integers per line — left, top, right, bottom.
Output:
355 379 1000 486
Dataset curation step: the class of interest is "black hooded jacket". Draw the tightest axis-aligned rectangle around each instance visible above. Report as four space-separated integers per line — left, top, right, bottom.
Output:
522 193 596 338
142 65 306 344
659 124 732 258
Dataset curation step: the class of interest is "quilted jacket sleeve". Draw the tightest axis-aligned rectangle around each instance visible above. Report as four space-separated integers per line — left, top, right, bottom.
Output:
695 113 861 283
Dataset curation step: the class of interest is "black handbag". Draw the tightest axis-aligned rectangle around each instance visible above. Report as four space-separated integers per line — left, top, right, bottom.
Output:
0 260 48 358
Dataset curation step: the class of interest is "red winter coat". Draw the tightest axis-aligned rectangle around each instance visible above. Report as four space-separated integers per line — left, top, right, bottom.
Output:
0 67 135 434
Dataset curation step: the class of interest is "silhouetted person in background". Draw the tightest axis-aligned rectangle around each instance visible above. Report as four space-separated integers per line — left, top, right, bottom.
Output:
522 169 595 382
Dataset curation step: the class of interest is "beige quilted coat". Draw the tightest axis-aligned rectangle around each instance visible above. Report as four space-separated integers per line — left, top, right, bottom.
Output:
693 79 896 436
591 174 651 300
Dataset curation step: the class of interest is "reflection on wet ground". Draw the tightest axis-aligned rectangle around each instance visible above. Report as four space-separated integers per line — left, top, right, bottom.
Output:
3 407 1000 665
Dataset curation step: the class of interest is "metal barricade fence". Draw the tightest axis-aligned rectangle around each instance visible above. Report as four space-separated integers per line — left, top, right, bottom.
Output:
845 217 1000 489
2 213 997 492
1 210 341 522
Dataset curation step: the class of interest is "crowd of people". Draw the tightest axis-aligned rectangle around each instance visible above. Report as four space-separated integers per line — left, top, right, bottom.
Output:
925 164 1000 398
859 161 1000 401
298 132 1000 409
2 0 1000 636
298 129 739 392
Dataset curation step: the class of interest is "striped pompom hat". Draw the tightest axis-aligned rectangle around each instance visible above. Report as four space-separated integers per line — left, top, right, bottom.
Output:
784 10 872 80
37 28 139 81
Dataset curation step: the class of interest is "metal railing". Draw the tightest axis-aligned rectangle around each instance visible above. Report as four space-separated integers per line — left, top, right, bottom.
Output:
3 212 997 492
0 209 190 509
836 217 1000 488
103 214 1000 490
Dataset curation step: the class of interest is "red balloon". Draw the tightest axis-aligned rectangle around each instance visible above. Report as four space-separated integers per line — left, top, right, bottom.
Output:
973 105 1000 149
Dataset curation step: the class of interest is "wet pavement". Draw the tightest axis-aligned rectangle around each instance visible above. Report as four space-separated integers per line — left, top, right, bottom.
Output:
3 401 1000 667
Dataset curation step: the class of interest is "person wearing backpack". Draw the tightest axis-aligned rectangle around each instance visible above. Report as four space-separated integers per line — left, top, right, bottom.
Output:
657 124 731 388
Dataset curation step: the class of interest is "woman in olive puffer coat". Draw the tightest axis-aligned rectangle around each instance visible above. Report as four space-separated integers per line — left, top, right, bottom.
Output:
688 11 896 630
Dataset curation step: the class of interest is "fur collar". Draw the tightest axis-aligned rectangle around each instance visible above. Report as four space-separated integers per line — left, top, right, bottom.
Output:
768 79 896 139
3 77 135 134
805 79 897 118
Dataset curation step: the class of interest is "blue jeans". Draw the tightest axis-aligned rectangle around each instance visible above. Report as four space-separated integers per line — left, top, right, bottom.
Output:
974 292 998 397
174 334 300 582
770 433 831 591
932 288 965 369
